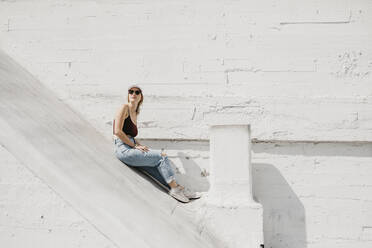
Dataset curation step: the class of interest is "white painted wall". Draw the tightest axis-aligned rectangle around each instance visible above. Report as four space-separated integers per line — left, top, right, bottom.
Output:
252 141 372 248
2 138 371 248
0 0 371 247
0 145 116 248
0 0 371 142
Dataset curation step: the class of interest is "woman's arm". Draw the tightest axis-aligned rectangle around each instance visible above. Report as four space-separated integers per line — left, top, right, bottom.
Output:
134 138 141 145
113 104 136 148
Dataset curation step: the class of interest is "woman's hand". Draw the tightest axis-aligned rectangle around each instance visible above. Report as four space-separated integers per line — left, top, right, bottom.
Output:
134 144 149 152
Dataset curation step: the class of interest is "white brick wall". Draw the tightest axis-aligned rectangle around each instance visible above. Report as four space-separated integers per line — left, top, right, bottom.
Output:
0 0 371 141
0 0 371 247
252 141 372 248
2 138 371 248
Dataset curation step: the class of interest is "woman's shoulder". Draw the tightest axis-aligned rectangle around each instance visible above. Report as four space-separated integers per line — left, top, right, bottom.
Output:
116 103 129 118
122 103 130 109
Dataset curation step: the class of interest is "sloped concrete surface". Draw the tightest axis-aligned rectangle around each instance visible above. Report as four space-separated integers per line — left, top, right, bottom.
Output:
0 50 223 248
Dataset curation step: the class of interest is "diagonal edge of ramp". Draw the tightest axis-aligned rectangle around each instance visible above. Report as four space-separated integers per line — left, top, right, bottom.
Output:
0 50 223 248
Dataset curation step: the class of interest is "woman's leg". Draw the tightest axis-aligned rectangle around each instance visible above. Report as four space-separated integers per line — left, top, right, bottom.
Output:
158 152 178 188
114 137 193 203
168 180 178 188
138 166 171 189
114 138 176 185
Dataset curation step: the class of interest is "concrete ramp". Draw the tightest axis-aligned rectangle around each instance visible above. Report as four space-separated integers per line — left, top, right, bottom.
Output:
0 50 221 248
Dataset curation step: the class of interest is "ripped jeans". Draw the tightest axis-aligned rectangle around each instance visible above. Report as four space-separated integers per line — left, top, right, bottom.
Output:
113 135 176 186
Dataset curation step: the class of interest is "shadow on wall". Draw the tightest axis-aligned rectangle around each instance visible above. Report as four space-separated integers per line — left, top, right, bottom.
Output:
253 163 307 248
251 141 372 248
173 151 210 192
139 140 211 192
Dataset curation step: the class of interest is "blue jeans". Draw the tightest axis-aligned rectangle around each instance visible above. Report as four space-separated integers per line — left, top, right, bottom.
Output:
113 136 175 188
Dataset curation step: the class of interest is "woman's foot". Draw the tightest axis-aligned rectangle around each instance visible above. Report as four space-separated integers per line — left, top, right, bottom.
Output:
178 185 202 200
169 185 190 203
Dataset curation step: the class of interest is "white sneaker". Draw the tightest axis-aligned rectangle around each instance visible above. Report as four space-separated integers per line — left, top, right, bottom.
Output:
180 186 202 200
169 186 190 203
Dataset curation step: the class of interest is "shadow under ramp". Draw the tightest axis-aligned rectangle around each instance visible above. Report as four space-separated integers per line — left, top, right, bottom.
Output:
0 50 223 248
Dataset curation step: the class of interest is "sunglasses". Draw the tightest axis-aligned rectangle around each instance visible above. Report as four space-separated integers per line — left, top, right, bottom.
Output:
128 89 141 95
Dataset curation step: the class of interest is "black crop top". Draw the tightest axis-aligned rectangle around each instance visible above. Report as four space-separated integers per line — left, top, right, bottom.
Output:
113 115 138 137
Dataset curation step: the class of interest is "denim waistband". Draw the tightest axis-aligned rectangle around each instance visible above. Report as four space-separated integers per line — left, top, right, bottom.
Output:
113 135 134 140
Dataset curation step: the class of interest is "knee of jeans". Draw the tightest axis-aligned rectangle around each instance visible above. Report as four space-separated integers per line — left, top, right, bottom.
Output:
156 153 168 167
160 154 169 162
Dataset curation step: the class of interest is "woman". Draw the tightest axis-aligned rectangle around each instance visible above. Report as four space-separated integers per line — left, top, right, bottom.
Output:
113 84 201 203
